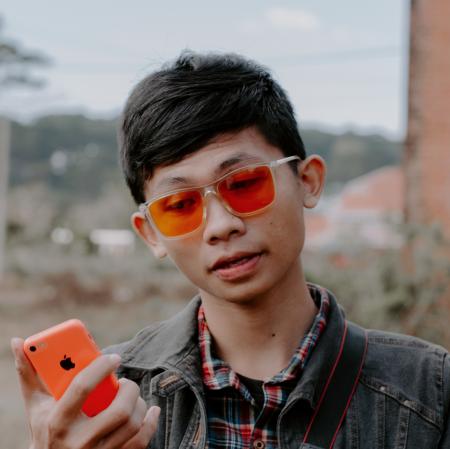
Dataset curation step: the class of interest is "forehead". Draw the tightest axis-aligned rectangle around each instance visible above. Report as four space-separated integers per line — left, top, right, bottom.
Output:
144 128 284 198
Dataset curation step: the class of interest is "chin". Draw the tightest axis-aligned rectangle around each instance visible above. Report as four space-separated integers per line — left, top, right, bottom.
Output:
201 276 278 305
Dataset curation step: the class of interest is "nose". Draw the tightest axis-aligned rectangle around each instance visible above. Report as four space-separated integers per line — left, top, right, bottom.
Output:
202 192 246 244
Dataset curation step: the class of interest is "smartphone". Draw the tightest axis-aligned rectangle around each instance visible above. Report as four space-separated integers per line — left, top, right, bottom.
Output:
23 319 119 417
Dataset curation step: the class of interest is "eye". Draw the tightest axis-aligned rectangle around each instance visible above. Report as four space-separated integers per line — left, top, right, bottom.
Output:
162 192 199 213
225 171 266 191
166 198 195 210
229 178 259 190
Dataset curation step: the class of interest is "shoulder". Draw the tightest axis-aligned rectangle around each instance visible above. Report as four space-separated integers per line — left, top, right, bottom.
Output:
360 327 449 424
102 295 202 370
363 328 449 381
101 320 167 358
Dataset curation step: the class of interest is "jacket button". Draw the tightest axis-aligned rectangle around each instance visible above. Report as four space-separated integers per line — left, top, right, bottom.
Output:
253 440 265 449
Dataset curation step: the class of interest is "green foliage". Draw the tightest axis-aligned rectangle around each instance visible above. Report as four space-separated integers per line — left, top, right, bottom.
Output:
10 115 121 200
302 130 401 188
9 115 402 196
306 223 450 347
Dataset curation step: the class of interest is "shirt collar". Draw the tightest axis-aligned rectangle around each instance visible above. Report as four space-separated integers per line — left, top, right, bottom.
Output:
199 283 331 390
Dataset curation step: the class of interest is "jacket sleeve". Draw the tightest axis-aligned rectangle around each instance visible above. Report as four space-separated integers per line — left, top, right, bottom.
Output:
438 353 450 448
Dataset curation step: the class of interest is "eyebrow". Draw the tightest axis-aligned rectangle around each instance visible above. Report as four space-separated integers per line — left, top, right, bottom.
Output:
215 153 259 175
154 152 260 192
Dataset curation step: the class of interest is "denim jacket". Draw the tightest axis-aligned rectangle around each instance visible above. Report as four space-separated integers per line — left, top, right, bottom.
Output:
105 294 450 449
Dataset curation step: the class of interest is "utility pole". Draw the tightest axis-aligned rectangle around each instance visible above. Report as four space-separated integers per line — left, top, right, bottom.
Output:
0 117 10 279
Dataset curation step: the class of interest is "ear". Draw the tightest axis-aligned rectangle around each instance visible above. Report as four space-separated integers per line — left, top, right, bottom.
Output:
131 212 167 259
298 155 327 209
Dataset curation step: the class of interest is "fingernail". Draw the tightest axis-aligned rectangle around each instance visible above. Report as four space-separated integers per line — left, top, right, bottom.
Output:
10 338 21 355
108 354 121 366
150 406 161 420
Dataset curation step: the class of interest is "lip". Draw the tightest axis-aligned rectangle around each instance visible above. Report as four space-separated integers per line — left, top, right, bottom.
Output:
210 251 263 281
210 251 261 270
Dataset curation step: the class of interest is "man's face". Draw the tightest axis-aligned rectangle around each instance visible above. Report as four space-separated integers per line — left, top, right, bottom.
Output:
133 127 325 303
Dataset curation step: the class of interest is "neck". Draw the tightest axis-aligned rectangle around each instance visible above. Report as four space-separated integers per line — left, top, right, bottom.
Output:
199 258 318 380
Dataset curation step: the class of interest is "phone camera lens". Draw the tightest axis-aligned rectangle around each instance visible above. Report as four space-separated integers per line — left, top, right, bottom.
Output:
29 346 36 352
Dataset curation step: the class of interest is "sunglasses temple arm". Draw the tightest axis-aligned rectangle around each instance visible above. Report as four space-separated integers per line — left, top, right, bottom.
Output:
270 155 301 167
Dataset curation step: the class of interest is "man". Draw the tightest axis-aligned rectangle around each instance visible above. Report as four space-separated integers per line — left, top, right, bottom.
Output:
12 51 450 448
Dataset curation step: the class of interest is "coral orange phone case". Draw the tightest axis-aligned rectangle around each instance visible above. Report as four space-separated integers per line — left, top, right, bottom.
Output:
23 319 119 417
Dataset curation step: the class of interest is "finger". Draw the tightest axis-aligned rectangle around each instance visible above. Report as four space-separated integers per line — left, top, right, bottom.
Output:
96 397 147 449
122 406 161 449
123 406 161 449
56 353 121 419
87 378 141 440
11 337 49 405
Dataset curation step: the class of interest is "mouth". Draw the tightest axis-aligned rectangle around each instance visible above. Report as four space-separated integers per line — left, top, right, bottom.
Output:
210 252 264 281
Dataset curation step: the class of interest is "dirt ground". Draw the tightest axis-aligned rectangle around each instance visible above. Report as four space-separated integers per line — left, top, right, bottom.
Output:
0 272 196 449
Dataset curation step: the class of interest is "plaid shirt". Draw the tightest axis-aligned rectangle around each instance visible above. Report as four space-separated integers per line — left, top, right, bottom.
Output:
198 283 330 449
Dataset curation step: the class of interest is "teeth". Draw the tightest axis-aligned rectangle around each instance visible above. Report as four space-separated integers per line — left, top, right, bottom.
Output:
221 256 251 269
229 257 250 267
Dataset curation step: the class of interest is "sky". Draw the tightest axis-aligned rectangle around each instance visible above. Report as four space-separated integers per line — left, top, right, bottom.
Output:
0 0 409 138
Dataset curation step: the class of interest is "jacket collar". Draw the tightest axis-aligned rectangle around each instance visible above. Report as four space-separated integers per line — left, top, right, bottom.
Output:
285 290 347 409
119 295 204 389
119 288 347 409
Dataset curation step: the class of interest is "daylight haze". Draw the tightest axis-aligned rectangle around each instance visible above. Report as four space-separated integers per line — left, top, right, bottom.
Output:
0 0 407 138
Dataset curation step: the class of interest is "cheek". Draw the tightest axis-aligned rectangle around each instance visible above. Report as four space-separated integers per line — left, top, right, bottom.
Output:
164 242 205 284
268 190 306 251
269 214 305 251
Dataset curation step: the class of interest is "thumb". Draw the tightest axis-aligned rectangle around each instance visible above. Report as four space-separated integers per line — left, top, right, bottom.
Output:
146 406 161 436
11 337 49 405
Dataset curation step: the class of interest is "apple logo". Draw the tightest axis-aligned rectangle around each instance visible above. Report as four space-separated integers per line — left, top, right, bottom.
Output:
60 354 76 371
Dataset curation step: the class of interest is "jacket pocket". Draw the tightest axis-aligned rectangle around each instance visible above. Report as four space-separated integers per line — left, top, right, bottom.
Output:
358 379 442 449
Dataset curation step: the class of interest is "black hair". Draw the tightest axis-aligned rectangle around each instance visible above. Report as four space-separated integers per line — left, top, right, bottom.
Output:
119 50 306 204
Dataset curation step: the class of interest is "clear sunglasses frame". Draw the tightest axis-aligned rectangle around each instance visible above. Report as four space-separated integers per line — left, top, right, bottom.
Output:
138 155 301 239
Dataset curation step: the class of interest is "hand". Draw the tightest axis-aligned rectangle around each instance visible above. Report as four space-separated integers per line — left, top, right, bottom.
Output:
11 337 160 449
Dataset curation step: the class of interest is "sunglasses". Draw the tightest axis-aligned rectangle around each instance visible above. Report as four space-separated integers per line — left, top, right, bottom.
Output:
139 155 300 239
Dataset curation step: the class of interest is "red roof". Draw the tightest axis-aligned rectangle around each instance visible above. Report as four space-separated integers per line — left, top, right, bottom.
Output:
304 166 404 249
338 166 404 213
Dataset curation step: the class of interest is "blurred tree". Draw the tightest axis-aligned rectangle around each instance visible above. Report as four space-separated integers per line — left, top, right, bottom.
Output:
0 15 50 90
302 130 401 187
0 14 50 278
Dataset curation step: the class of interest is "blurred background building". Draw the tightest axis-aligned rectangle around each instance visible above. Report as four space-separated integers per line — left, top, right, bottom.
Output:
404 0 450 239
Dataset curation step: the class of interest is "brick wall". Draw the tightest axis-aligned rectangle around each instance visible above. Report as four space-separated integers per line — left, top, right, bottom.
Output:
404 0 450 238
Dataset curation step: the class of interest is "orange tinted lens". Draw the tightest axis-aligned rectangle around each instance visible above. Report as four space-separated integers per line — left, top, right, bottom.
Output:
218 166 275 213
149 190 203 237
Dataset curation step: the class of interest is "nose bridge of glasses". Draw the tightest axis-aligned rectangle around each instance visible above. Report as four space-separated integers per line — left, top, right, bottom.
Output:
203 185 216 198
202 184 234 216
203 185 224 207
